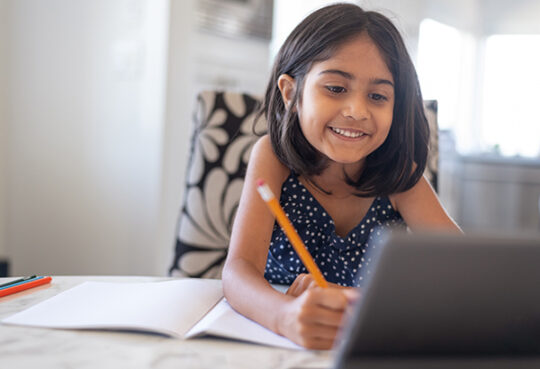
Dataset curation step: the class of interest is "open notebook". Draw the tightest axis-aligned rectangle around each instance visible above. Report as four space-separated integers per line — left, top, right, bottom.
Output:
1 279 301 350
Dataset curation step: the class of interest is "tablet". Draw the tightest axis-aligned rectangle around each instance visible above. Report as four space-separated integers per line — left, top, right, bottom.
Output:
333 232 540 368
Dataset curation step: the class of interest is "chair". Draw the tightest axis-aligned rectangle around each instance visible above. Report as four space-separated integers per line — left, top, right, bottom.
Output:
169 91 439 278
169 91 266 278
424 100 439 192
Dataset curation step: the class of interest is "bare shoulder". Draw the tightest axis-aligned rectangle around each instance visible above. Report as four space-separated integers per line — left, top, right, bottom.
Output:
250 135 280 166
390 175 434 204
248 135 290 191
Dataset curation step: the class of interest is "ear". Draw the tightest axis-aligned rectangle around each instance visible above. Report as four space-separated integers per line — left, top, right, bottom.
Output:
277 74 296 110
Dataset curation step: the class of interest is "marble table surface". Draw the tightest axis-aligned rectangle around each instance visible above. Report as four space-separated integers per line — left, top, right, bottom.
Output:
0 276 333 369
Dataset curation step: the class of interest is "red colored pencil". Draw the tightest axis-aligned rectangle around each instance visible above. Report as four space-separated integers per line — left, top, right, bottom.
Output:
0 276 52 298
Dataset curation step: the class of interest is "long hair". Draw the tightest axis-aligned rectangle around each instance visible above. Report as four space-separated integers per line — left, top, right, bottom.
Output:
258 3 429 197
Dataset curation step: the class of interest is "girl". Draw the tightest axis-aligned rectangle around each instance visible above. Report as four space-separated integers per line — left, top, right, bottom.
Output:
222 3 461 350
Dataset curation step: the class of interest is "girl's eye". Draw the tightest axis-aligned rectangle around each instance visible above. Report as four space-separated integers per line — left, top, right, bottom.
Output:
326 86 346 94
369 93 388 102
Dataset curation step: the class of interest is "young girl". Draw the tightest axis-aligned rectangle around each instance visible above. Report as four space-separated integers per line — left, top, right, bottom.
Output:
222 3 461 350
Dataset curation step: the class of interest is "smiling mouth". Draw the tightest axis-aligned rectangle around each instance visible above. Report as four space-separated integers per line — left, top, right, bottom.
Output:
330 127 366 138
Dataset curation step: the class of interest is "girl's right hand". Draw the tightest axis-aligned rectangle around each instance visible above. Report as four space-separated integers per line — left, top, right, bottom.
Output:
277 286 355 350
287 273 361 299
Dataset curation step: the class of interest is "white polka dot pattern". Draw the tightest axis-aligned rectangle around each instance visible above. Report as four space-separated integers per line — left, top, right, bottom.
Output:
263 173 405 287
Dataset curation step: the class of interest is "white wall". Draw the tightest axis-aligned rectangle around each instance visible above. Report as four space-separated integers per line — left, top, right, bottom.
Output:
3 0 271 277
0 0 8 262
155 0 197 276
480 0 540 35
6 0 170 276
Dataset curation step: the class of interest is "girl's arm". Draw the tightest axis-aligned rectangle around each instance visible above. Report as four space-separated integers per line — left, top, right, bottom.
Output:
392 175 462 232
222 135 352 350
223 135 290 329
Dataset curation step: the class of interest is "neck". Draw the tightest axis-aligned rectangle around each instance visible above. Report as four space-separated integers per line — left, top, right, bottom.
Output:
323 161 363 183
302 163 363 199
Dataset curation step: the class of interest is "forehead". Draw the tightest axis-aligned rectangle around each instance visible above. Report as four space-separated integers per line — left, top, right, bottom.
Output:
310 34 393 82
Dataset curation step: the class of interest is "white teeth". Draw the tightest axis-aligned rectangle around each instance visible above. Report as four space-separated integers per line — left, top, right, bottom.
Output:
331 127 365 138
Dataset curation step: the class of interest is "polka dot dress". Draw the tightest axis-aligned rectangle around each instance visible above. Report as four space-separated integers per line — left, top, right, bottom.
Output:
263 172 406 287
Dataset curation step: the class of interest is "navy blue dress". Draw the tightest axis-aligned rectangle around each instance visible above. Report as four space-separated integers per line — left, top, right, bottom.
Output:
264 173 406 287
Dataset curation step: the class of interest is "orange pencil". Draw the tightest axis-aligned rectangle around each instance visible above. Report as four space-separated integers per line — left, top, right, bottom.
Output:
256 179 328 288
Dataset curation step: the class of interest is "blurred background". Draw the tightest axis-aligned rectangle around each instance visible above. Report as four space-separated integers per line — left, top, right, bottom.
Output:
1 0 539 277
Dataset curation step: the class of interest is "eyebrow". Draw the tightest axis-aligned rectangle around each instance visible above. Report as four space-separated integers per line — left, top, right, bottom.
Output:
318 69 394 87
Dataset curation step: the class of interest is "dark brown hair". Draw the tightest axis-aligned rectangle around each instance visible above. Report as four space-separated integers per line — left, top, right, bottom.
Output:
259 3 429 197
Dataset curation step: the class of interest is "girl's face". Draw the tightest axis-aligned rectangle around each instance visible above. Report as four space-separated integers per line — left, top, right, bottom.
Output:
281 33 395 172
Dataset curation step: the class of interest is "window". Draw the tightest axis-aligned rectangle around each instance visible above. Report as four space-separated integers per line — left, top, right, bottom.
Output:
417 19 476 153
480 35 540 157
418 19 540 158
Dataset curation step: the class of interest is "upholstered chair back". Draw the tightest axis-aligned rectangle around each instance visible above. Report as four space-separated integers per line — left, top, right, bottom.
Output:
169 91 265 278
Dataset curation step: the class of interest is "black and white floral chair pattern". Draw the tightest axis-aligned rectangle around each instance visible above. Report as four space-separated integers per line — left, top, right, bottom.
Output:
169 91 265 278
169 91 439 278
424 100 439 192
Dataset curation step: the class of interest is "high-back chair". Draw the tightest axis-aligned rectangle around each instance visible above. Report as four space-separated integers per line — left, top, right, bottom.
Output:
424 100 439 191
169 91 265 278
169 91 439 278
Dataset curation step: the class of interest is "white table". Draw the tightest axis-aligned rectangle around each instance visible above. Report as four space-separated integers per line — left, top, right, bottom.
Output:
0 276 333 369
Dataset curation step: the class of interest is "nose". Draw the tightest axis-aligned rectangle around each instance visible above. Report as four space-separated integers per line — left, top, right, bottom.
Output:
342 96 369 121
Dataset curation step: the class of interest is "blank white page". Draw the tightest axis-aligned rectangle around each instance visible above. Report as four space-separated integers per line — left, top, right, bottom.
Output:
2 279 223 337
185 298 302 350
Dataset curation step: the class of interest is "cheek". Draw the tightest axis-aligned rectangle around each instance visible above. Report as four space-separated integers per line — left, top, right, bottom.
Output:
375 115 393 144
295 108 311 141
381 112 393 134
296 99 318 132
297 114 316 143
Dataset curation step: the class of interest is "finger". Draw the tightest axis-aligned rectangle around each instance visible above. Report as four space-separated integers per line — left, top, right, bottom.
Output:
299 305 345 328
298 322 340 342
296 274 315 295
286 274 303 296
299 274 315 289
297 293 347 327
299 336 336 351
286 273 311 297
306 278 318 291
342 288 361 303
305 287 349 311
286 279 300 297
